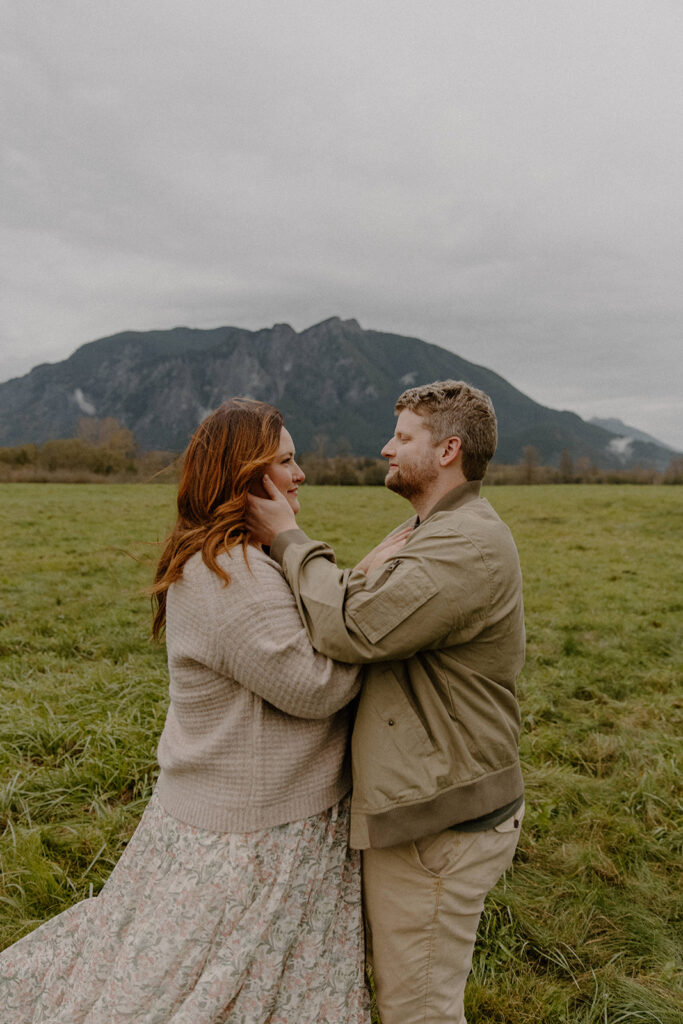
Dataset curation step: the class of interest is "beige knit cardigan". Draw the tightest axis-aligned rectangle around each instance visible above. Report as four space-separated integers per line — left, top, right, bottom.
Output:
155 545 361 833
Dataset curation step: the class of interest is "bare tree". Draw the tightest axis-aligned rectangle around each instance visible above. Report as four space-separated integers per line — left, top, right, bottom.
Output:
521 445 540 485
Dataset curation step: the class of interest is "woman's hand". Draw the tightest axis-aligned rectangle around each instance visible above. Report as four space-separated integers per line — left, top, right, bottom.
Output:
355 525 414 575
246 475 297 546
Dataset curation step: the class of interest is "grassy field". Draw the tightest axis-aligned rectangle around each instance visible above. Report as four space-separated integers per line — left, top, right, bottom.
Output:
0 482 681 1022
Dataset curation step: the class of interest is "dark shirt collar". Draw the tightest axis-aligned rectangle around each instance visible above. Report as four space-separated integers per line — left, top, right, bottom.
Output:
415 479 482 526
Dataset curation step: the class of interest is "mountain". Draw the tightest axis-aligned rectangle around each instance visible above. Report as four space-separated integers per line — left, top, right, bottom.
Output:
589 417 676 452
0 317 676 470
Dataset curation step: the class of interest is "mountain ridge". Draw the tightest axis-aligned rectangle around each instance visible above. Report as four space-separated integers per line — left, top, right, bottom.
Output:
0 318 676 470
588 416 675 452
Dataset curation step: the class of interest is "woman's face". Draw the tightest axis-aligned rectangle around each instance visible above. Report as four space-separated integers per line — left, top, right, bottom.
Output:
263 427 305 514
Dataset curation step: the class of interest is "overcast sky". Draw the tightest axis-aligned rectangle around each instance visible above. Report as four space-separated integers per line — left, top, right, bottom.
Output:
2 0 681 448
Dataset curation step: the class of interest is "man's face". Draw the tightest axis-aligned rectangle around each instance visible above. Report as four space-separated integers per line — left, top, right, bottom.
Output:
381 409 439 500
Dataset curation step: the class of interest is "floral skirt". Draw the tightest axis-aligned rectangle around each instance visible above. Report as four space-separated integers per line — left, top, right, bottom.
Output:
0 791 370 1024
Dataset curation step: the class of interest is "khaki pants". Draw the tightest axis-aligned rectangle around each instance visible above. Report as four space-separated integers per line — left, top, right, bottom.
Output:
362 806 523 1024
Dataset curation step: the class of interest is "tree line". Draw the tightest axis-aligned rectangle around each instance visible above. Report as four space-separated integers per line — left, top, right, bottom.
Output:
0 420 681 484
0 418 176 483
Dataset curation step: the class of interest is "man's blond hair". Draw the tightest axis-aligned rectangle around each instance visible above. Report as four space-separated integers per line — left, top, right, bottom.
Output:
395 380 497 481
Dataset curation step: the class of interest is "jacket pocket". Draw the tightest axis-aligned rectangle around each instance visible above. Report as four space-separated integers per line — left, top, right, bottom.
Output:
347 563 438 644
352 664 447 806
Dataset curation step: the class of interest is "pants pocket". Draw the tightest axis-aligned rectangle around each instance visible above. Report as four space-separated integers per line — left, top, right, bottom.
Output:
412 829 479 877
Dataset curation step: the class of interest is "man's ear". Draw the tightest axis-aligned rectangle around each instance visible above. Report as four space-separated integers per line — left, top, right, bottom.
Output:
439 436 462 467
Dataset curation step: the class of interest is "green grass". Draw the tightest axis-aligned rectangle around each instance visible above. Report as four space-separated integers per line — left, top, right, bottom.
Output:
1 483 681 1022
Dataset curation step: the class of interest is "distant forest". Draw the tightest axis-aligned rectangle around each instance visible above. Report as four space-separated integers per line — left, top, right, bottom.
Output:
1 418 682 485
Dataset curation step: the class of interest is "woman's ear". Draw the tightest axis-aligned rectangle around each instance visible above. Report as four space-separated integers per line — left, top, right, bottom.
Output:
248 475 268 498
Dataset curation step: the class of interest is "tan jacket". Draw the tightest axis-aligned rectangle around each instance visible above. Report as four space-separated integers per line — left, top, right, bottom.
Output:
271 480 525 848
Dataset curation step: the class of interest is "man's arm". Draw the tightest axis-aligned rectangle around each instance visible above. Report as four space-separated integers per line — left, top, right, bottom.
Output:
246 475 490 664
270 527 489 664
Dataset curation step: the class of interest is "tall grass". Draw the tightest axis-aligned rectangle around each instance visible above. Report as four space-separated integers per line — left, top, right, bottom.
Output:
0 483 681 1022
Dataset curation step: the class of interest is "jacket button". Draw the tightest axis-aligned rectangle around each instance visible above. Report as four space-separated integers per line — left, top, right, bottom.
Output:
387 719 395 726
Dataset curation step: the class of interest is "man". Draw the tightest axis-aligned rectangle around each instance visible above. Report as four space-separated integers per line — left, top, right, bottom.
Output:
247 380 525 1024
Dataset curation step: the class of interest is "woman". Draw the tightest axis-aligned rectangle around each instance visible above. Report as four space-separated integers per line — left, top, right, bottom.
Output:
0 399 370 1024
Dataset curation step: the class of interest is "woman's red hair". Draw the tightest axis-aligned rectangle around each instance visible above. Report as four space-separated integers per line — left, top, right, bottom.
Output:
151 398 284 639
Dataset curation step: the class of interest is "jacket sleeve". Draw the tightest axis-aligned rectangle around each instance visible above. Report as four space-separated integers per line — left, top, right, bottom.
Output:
270 526 491 663
170 553 361 719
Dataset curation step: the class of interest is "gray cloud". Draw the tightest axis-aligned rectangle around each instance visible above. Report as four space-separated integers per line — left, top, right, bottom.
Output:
2 0 681 447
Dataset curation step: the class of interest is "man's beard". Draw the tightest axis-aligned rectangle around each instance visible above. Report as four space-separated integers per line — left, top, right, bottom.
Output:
385 459 438 501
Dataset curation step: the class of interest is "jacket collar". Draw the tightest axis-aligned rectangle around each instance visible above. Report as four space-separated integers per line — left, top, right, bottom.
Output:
417 479 482 525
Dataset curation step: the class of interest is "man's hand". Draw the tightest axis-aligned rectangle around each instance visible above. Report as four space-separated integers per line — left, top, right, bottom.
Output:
245 475 297 546
355 525 414 575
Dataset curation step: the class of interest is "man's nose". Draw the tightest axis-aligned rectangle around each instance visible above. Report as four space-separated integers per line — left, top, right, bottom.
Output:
381 438 395 458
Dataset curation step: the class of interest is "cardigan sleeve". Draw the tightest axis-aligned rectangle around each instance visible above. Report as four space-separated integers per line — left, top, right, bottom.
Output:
168 549 361 719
